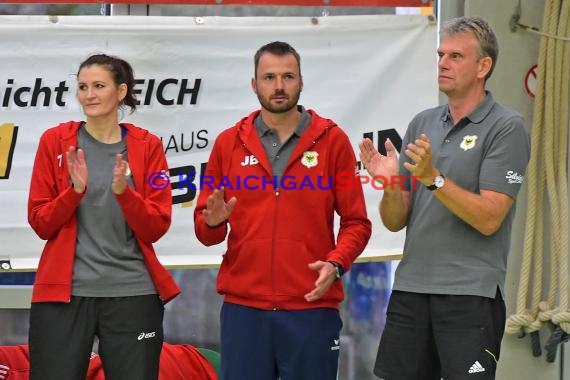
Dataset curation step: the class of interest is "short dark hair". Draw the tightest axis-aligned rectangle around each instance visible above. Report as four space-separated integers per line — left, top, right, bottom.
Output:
254 41 301 78
440 16 499 81
77 53 138 113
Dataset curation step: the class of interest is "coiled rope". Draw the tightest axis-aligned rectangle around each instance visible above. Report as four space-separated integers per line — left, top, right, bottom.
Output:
505 0 570 361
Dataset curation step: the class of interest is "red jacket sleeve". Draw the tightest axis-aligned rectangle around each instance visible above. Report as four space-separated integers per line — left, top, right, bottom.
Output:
0 345 30 380
159 343 217 380
327 130 372 272
115 134 172 244
194 133 229 246
28 130 84 240
86 352 105 380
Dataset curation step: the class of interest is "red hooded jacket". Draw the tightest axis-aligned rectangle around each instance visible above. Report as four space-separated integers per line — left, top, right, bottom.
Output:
28 121 180 304
0 343 217 379
194 109 371 310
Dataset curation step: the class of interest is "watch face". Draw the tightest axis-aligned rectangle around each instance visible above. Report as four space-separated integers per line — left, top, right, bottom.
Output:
435 176 445 188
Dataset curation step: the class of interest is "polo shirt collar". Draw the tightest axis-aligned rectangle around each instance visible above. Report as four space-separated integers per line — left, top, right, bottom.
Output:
254 105 310 137
440 91 495 124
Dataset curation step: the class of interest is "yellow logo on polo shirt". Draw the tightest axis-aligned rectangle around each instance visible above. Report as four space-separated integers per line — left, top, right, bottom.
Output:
301 151 319 168
460 135 478 151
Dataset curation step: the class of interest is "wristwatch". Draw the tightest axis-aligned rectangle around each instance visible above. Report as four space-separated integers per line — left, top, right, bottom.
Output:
426 174 445 191
329 261 345 281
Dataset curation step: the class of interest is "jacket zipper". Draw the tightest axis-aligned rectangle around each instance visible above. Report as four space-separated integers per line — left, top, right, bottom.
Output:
239 122 330 310
272 187 279 310
241 140 280 310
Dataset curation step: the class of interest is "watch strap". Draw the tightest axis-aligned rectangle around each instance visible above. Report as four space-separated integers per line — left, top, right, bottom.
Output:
427 174 445 191
328 261 345 281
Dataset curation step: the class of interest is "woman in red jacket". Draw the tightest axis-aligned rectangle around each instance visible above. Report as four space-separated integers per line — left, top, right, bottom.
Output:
27 53 179 380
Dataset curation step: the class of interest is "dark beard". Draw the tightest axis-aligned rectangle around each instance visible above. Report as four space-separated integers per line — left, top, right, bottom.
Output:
257 90 301 114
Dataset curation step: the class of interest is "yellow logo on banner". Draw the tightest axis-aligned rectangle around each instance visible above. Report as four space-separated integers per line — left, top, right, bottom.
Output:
0 123 18 179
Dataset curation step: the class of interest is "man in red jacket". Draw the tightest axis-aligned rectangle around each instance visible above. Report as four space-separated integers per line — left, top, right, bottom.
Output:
194 41 372 380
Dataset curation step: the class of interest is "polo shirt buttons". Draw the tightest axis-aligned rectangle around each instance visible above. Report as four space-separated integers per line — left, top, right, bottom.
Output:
444 139 450 143
272 142 278 147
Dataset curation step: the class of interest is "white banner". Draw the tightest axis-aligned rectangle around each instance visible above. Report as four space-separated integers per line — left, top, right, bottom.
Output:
0 15 436 269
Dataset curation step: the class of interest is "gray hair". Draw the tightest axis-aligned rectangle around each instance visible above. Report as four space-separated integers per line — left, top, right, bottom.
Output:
440 16 499 81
